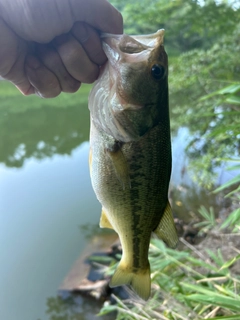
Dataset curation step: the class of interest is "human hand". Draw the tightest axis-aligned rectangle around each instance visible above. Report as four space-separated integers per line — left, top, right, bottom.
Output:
0 0 123 97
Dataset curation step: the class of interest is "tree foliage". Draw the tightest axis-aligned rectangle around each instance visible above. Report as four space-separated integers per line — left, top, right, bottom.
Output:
111 0 240 187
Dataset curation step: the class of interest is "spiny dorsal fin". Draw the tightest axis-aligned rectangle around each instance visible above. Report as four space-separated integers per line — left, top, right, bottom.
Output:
99 207 114 230
153 201 178 248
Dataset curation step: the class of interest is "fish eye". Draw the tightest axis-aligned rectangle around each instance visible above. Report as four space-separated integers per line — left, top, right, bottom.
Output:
151 64 165 80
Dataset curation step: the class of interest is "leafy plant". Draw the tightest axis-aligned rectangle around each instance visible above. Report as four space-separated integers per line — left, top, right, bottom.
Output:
194 206 216 232
212 161 240 232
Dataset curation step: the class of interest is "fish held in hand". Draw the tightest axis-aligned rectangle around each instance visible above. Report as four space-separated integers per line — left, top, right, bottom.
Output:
88 30 178 301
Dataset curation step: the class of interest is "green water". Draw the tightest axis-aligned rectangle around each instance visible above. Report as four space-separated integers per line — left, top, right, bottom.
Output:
0 81 233 320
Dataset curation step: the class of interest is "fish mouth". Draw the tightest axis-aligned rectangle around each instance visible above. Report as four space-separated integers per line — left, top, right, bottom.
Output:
100 30 165 64
129 29 165 47
101 29 164 47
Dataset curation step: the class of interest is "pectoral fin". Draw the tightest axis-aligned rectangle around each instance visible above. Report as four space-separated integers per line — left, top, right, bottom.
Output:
153 201 178 248
99 208 114 230
106 146 131 190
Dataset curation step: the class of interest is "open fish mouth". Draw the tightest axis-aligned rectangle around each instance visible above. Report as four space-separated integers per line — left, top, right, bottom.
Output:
100 29 165 64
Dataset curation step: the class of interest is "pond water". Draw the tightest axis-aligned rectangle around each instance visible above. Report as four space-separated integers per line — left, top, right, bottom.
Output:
0 83 237 320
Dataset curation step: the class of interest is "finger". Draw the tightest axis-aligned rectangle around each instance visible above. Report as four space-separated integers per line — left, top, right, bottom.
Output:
72 22 107 66
72 0 123 34
0 17 33 95
25 55 61 98
53 33 99 83
36 44 81 93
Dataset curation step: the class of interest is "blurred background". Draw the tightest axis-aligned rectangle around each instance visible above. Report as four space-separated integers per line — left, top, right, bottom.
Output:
0 0 239 319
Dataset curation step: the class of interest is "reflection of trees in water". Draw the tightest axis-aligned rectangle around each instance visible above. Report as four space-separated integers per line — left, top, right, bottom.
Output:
45 294 114 320
169 183 223 222
79 223 115 240
0 104 90 167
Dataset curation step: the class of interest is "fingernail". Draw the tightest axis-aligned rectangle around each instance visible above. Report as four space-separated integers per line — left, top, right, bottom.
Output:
72 22 89 43
34 89 44 98
26 55 41 69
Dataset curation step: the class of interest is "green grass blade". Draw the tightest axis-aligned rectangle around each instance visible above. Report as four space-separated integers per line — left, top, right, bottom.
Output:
219 254 240 270
207 315 240 320
226 95 240 105
213 175 240 193
199 83 240 100
220 208 240 230
185 294 240 312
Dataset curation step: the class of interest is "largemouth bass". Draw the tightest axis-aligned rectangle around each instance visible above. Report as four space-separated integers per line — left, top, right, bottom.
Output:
88 30 178 301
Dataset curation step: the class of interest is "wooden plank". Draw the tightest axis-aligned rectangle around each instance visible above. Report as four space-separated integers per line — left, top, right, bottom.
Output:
59 232 118 292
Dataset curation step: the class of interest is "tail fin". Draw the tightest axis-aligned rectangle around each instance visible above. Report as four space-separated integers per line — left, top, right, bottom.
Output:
109 261 151 301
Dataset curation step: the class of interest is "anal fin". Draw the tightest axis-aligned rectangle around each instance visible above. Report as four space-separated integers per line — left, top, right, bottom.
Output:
99 207 114 230
153 201 178 248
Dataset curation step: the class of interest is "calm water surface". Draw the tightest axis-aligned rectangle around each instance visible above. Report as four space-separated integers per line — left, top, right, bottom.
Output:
0 84 237 320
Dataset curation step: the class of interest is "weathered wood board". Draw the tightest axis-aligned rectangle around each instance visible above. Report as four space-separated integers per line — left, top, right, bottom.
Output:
59 232 118 292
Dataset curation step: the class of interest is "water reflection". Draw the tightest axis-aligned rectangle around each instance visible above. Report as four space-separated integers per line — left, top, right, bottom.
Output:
45 294 114 320
0 103 90 167
0 143 102 320
79 223 114 240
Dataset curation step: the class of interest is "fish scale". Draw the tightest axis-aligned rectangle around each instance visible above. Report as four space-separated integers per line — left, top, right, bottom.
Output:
88 30 178 300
